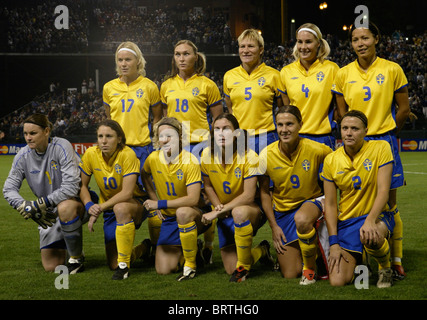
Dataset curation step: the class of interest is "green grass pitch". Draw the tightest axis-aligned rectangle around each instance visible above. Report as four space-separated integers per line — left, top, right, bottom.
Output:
0 153 425 301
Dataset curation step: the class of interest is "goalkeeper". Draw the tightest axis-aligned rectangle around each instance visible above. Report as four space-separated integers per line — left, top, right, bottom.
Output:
3 113 86 273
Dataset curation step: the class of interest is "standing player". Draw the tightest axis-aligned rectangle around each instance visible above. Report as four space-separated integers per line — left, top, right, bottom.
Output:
223 29 284 154
259 106 332 284
332 22 410 279
160 40 222 262
141 117 209 281
160 40 223 157
79 120 149 280
103 41 163 256
3 114 86 273
200 113 272 282
280 23 339 149
322 110 395 288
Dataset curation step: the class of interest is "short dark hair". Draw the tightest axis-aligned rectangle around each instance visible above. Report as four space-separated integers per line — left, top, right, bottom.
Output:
96 119 127 149
349 21 381 42
340 110 368 128
23 113 53 130
275 105 302 123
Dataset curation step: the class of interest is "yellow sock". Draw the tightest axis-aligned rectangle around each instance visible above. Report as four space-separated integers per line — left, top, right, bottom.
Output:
116 220 135 268
234 220 253 270
365 239 391 270
178 221 198 270
297 227 318 271
390 207 403 266
251 244 264 265
148 212 162 246
203 219 216 250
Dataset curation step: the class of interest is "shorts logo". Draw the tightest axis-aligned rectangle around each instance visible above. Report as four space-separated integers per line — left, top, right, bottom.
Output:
302 159 310 172
115 164 122 174
192 87 200 96
136 88 144 98
363 159 373 171
234 167 242 178
51 160 58 170
376 74 385 85
258 77 266 87
176 169 184 180
316 71 325 82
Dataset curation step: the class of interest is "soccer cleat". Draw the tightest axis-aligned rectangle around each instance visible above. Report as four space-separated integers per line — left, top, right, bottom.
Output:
195 239 205 268
176 266 196 281
112 262 129 280
67 257 85 274
202 247 213 265
229 266 249 282
377 268 393 288
299 269 316 285
392 264 406 280
258 240 275 268
140 238 152 262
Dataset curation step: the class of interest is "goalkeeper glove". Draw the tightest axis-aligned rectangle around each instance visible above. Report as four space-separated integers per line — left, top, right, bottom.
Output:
16 198 56 229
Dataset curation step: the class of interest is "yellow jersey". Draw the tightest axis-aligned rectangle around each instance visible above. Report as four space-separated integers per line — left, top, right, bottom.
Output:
143 149 202 216
280 59 339 135
200 148 260 204
160 74 222 143
332 57 408 135
79 146 145 203
223 63 284 135
103 76 161 146
321 140 393 221
259 138 332 212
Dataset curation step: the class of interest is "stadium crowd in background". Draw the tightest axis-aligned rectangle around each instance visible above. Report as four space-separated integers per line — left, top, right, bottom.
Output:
0 2 425 137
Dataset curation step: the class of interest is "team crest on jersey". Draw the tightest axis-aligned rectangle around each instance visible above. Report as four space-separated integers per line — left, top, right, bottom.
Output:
258 77 266 87
176 169 184 180
376 74 385 85
316 71 325 82
115 164 122 174
363 159 373 171
234 167 242 178
136 88 144 98
192 87 200 96
50 160 58 170
302 159 310 172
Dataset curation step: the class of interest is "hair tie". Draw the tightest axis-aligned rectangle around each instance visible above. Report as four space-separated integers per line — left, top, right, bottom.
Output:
298 27 319 38
118 47 138 57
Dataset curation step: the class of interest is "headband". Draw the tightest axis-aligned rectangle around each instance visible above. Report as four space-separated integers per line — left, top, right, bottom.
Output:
298 28 319 38
117 47 138 56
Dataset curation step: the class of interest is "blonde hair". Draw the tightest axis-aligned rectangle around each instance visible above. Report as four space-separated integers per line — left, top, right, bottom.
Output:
115 41 147 77
165 40 206 80
237 29 265 59
292 23 330 62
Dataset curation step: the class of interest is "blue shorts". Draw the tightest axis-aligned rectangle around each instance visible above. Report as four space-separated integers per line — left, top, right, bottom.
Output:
103 197 147 244
130 144 154 187
248 130 278 155
300 133 336 150
217 210 267 249
274 199 323 246
184 140 209 162
156 210 212 247
337 211 395 254
365 131 404 189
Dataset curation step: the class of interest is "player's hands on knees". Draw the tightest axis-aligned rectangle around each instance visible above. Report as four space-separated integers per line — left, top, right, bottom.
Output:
271 224 287 255
360 219 380 247
328 244 348 274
